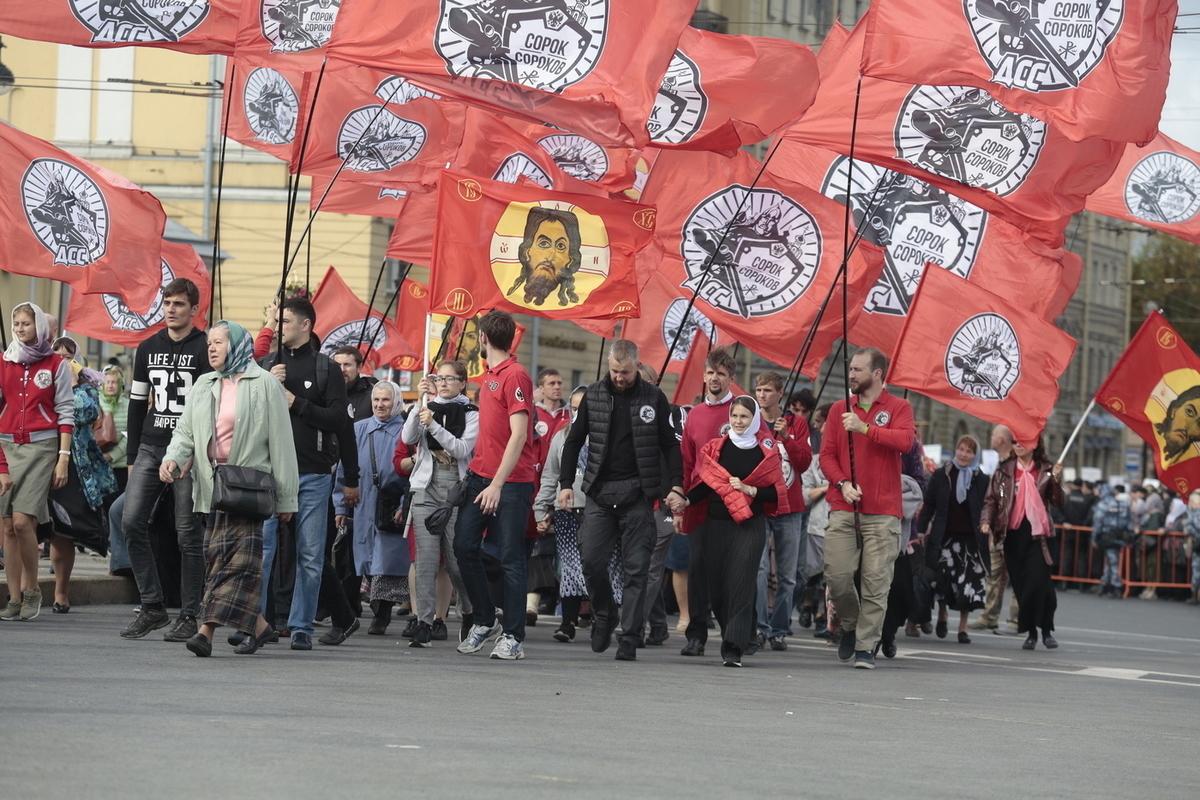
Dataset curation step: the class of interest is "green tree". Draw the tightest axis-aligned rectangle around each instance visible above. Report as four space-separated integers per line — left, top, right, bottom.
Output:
1130 233 1200 350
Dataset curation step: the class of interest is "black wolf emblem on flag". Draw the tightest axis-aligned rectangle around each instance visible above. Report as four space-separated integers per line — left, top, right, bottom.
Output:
1124 152 1200 225
69 0 210 44
945 313 1021 400
244 68 299 146
21 159 109 267
337 108 427 172
261 0 342 53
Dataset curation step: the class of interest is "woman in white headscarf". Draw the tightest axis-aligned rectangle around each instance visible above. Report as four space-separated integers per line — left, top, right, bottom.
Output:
916 434 990 643
333 379 408 644
678 397 790 667
0 303 74 622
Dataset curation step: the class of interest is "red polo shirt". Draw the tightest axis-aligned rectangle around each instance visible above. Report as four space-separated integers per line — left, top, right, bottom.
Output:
470 356 538 483
820 389 915 518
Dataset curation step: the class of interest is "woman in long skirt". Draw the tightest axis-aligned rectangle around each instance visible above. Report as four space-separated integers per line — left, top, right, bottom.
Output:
160 321 299 657
981 436 1063 650
680 397 790 667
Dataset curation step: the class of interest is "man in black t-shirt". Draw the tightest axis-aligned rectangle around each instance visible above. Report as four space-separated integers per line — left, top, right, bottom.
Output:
120 279 212 643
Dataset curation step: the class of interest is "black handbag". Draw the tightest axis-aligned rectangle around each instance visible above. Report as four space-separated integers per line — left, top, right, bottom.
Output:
208 386 276 521
212 464 277 521
371 430 405 533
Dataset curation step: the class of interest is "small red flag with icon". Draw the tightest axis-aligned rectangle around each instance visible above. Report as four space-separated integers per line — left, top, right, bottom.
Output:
429 171 655 321
888 266 1076 447
1096 313 1200 495
310 267 417 372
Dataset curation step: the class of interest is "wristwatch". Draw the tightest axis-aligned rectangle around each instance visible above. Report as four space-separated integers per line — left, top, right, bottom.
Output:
836 480 847 492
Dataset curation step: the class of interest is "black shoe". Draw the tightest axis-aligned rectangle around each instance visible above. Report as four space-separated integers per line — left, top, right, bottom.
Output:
958 631 971 644
681 638 705 657
318 619 360 646
51 602 70 614
615 639 637 661
1042 633 1058 649
706 616 716 630
290 632 313 651
553 623 575 643
935 619 948 639
646 626 669 646
745 630 765 656
881 638 897 659
163 615 198 642
838 630 857 663
409 621 433 647
367 615 390 636
526 609 538 626
853 650 875 669
459 612 474 643
121 608 171 639
1022 634 1037 650
431 618 449 641
236 625 276 655
400 616 419 639
769 635 787 651
721 643 743 667
185 633 212 658
590 616 617 653
227 631 248 647
798 606 814 629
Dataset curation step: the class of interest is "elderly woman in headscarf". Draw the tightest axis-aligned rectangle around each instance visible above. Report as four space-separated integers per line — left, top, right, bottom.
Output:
160 320 298 657
0 303 73 622
917 434 990 644
334 379 410 643
679 396 790 667
99 365 130 490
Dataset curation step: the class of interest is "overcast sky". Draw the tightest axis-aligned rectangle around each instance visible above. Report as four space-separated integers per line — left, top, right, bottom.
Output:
1160 7 1200 148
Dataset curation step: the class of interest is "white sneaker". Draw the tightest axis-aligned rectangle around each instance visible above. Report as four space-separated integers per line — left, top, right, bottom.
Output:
489 633 524 660
456 620 502 654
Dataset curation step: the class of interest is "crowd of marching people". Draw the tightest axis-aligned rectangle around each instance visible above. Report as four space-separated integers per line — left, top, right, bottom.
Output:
3 282 1198 666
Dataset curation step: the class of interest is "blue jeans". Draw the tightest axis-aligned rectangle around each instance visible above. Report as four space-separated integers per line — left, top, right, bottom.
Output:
757 511 803 638
261 473 332 637
453 472 533 642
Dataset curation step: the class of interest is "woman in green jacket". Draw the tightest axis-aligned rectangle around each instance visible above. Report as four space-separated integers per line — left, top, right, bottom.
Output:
161 320 298 658
100 365 130 491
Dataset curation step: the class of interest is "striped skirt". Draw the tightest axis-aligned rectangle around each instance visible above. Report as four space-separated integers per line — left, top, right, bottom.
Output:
201 511 264 633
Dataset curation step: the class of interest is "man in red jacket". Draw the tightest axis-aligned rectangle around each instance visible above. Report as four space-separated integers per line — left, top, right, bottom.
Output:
821 347 915 670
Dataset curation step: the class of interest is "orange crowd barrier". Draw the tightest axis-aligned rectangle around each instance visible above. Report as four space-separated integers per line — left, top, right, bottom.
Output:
1049 524 1194 596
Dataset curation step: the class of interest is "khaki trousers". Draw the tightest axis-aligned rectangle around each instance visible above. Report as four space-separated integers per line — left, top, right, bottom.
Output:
979 539 1019 627
824 511 901 652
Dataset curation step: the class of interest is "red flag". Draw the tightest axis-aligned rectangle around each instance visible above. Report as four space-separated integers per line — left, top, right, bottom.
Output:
861 0 1177 145
326 0 699 148
640 148 886 371
816 22 851 77
310 267 417 371
769 138 1079 355
223 60 307 163
1097 313 1200 494
392 278 431 373
292 72 464 190
1085 133 1200 247
649 27 819 152
495 120 635 194
430 171 655 321
309 175 410 216
234 0 346 71
386 191 438 265
437 315 527 381
64 240 211 348
0 0 237 54
0 122 165 314
625 269 723 376
889 266 1076 447
782 20 1124 248
670 328 712 407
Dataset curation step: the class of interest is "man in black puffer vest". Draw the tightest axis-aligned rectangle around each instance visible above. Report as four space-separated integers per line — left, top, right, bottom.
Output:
559 340 684 661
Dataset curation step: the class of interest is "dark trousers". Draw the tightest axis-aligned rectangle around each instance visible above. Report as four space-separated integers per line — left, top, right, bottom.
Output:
319 499 356 629
644 509 675 634
265 519 295 628
696 515 766 652
453 473 533 642
122 443 205 616
882 552 915 644
579 494 656 645
1004 520 1057 634
685 523 712 645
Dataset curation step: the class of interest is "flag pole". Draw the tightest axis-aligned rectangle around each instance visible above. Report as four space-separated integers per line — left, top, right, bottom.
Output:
841 75 865 550
1056 398 1096 465
208 63 235 325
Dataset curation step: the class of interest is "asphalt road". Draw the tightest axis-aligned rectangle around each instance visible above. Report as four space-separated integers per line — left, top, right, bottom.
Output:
2 591 1198 800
